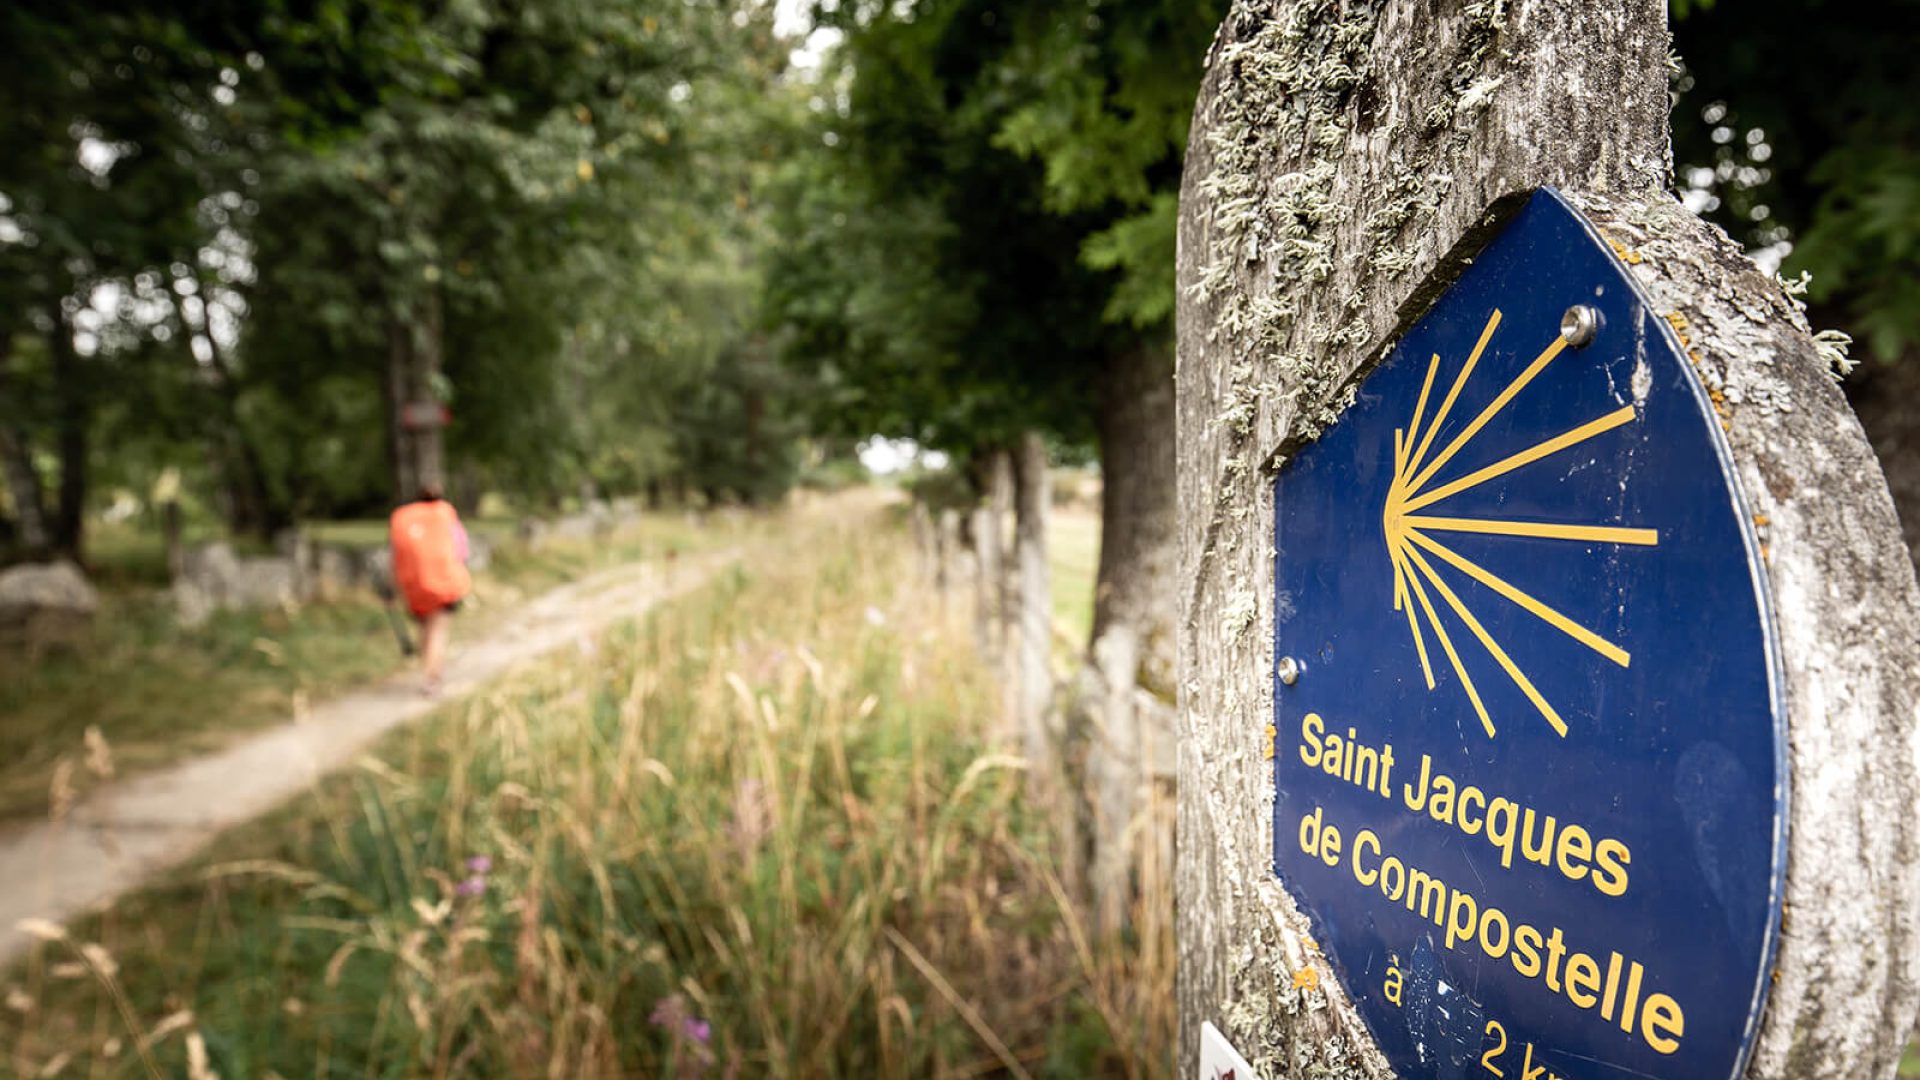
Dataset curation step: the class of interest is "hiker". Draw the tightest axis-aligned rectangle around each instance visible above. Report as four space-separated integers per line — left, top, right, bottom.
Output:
389 484 472 695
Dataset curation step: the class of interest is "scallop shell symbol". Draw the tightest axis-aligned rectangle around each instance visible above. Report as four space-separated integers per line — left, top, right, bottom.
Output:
1381 309 1659 739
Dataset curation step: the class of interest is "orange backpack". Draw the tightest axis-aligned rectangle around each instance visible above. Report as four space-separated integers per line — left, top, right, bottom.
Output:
389 500 472 616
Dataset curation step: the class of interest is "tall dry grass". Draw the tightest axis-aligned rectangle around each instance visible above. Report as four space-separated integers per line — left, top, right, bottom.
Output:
3 504 1173 1078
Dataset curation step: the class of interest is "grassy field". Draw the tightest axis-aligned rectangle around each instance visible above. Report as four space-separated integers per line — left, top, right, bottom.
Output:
0 510 739 823
1048 509 1101 646
2 505 1169 1077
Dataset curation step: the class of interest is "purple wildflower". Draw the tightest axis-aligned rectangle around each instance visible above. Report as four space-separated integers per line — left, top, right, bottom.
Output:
683 1018 711 1044
465 855 493 874
455 875 487 898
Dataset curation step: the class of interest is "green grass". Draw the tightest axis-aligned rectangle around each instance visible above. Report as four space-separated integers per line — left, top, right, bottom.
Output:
0 510 742 823
3 507 1170 1078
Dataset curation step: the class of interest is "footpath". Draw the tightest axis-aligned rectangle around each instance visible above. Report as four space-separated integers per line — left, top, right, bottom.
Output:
0 548 740 967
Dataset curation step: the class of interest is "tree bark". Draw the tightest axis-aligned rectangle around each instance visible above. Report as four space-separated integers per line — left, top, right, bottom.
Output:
386 289 447 502
988 448 1019 742
971 498 1001 658
1091 343 1178 694
48 323 88 560
1177 3 1920 1077
185 284 283 541
1014 432 1056 792
0 335 49 554
1088 622 1142 937
1080 343 1179 935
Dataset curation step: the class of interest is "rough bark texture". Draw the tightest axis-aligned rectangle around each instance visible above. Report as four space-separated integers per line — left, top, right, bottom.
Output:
1176 1 1920 1077
1014 433 1056 795
1093 343 1179 695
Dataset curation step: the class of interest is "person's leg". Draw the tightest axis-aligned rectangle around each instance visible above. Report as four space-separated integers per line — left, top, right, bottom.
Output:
420 608 451 693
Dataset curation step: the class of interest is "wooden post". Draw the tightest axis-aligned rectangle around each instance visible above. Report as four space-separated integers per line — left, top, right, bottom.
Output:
1013 432 1055 798
1089 622 1142 936
971 501 999 658
989 448 1020 742
1176 3 1920 1077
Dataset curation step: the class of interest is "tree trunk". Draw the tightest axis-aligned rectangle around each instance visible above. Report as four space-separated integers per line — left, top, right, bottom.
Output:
386 290 447 502
1083 343 1179 935
49 324 87 560
1091 342 1178 693
1014 431 1079 897
971 496 1001 659
1178 3 1920 1077
0 335 49 553
1014 433 1057 787
988 449 1018 740
184 278 284 541
1088 622 1141 937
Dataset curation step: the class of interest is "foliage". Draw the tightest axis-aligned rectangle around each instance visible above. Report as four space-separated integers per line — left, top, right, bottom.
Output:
768 0 1222 464
1671 0 1920 362
0 0 817 557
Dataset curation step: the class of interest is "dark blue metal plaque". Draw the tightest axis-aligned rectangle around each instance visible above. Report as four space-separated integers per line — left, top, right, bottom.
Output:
1271 188 1785 1080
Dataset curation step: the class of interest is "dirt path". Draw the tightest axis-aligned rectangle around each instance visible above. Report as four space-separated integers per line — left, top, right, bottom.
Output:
0 548 740 967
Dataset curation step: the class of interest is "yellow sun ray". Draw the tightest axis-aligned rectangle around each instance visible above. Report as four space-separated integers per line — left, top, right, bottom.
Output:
1405 526 1630 667
1391 545 1437 689
1404 515 1660 547
1404 310 1501 483
1401 542 1570 738
1402 405 1639 514
1398 546 1493 736
1405 335 1570 496
1379 312 1657 741
1397 354 1442 486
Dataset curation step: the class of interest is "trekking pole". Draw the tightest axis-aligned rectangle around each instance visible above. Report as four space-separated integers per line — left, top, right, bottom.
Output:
372 575 417 657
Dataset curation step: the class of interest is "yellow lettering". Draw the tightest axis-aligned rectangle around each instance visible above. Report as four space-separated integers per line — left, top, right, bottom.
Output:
1457 785 1486 835
1353 742 1380 793
1445 890 1479 951
1352 829 1381 886
1321 824 1343 868
1512 925 1544 979
1428 773 1458 824
1592 838 1632 897
1485 798 1519 868
1478 906 1511 959
1406 866 1446 923
1642 993 1684 1054
1565 952 1601 1008
1556 823 1594 882
1299 712 1325 768
1299 806 1325 857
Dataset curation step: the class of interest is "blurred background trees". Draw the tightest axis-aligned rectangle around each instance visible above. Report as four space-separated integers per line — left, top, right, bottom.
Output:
0 0 809 559
2 0 1917 574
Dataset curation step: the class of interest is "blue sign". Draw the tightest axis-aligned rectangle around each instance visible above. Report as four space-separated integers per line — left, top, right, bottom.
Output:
1271 188 1785 1080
